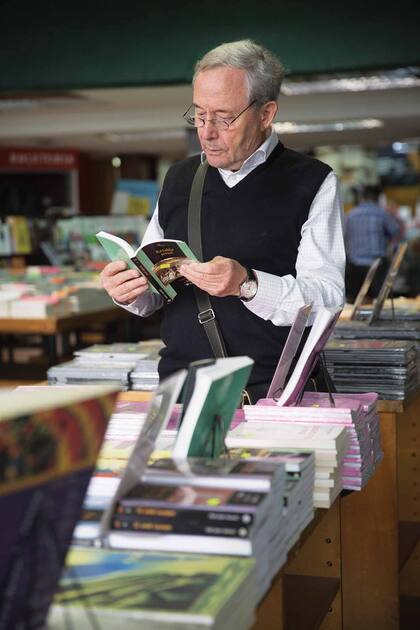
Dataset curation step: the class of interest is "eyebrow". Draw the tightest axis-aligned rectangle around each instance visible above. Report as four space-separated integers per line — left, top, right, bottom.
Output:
192 102 234 116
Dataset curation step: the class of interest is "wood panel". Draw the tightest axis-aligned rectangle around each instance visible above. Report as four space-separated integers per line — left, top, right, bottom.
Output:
283 575 340 630
285 500 341 579
400 539 420 598
252 572 283 630
398 401 420 522
340 411 399 630
319 590 342 630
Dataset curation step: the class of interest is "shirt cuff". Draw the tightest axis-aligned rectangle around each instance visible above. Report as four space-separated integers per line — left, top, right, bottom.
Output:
112 292 163 317
243 270 284 320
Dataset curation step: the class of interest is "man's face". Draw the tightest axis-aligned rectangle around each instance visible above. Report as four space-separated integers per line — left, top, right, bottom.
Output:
193 66 273 171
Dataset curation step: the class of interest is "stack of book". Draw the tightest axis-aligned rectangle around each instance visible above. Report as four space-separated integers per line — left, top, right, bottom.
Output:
226 421 348 508
47 358 134 389
108 459 286 599
246 392 383 492
226 449 315 553
142 457 296 591
47 340 164 390
74 391 183 546
324 337 419 399
129 359 160 390
49 547 258 630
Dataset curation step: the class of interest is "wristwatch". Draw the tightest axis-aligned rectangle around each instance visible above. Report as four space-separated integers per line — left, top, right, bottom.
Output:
239 267 258 301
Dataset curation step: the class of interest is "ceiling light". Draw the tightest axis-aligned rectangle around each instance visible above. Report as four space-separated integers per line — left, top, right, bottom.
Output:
104 129 184 143
0 93 87 111
281 68 420 95
273 119 384 134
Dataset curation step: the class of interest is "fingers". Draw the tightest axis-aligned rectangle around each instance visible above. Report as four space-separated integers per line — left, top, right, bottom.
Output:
179 257 245 297
100 262 149 304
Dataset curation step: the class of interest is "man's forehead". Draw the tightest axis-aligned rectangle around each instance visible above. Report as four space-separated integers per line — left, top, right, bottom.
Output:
193 67 249 108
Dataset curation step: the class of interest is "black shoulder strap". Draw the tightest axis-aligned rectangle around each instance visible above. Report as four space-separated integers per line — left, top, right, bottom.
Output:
187 161 227 358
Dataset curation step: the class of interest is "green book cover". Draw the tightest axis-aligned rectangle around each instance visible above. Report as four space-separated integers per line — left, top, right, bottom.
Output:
173 357 253 460
52 547 255 622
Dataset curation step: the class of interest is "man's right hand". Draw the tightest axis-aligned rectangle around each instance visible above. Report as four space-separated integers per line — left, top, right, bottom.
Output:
99 261 149 305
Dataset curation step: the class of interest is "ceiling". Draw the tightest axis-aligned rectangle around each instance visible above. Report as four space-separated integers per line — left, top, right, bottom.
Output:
0 80 419 158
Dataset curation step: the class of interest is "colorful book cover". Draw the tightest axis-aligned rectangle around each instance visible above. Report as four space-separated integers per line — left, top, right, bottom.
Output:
51 547 256 625
0 386 117 630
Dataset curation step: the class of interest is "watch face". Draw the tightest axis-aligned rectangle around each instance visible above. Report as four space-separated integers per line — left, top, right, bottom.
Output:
239 279 257 300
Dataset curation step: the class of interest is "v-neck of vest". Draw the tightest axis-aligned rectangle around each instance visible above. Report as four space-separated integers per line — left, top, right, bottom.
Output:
210 141 285 191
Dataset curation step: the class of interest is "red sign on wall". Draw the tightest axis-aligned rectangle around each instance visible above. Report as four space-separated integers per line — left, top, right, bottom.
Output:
0 148 79 171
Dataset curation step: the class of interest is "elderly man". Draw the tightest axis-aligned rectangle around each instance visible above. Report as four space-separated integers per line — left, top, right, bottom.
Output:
100 39 345 401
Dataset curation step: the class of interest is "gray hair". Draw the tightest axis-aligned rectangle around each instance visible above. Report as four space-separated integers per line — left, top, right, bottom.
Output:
193 39 284 104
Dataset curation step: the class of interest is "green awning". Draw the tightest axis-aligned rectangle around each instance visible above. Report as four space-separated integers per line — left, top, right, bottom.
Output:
1 0 419 92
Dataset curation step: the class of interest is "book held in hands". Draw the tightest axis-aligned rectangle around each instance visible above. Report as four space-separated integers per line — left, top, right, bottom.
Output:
96 230 197 303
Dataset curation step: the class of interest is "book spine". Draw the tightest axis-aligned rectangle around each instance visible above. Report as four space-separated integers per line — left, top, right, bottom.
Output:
115 503 256 528
111 511 252 538
131 256 172 304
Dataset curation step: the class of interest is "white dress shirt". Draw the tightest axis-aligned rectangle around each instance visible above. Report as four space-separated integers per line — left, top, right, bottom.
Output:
119 130 346 325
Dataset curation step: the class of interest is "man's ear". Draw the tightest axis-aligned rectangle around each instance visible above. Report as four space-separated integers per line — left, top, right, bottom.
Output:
260 101 278 130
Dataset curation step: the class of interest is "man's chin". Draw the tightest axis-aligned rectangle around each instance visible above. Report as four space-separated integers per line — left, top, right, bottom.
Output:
205 153 229 168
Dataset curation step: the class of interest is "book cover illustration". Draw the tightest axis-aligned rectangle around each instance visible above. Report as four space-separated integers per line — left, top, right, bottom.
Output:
0 387 117 630
141 240 196 288
51 547 256 623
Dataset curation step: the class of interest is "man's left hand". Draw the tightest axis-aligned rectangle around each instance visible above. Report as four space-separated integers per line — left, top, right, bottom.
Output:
179 256 247 297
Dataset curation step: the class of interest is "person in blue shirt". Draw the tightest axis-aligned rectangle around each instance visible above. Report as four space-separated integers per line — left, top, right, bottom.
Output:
345 185 401 303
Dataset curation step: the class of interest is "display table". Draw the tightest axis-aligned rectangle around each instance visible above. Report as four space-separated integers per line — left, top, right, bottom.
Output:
0 306 133 366
118 391 420 629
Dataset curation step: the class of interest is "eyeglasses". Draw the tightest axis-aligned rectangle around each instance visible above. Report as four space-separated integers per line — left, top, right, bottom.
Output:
183 99 257 130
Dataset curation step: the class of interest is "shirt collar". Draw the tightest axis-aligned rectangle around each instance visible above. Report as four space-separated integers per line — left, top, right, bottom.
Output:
200 129 278 174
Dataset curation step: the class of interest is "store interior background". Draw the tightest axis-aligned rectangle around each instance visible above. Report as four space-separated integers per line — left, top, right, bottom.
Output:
0 0 419 376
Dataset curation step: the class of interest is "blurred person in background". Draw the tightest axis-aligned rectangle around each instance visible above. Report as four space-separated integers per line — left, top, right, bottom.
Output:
386 198 406 249
345 185 401 303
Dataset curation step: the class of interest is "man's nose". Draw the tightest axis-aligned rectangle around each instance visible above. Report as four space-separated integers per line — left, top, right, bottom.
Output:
199 120 219 140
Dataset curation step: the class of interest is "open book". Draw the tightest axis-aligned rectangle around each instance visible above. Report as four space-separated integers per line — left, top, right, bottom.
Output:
349 257 382 321
172 356 254 460
0 384 118 629
96 230 197 304
266 304 312 399
274 307 341 406
367 242 408 325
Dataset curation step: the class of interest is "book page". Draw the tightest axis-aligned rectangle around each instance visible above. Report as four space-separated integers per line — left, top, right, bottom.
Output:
96 231 136 268
275 307 341 407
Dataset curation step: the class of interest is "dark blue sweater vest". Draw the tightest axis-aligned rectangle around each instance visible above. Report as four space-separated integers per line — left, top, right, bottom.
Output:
157 142 331 387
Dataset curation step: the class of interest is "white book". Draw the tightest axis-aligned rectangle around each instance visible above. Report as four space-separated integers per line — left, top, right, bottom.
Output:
275 307 341 406
108 531 253 556
227 421 348 451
